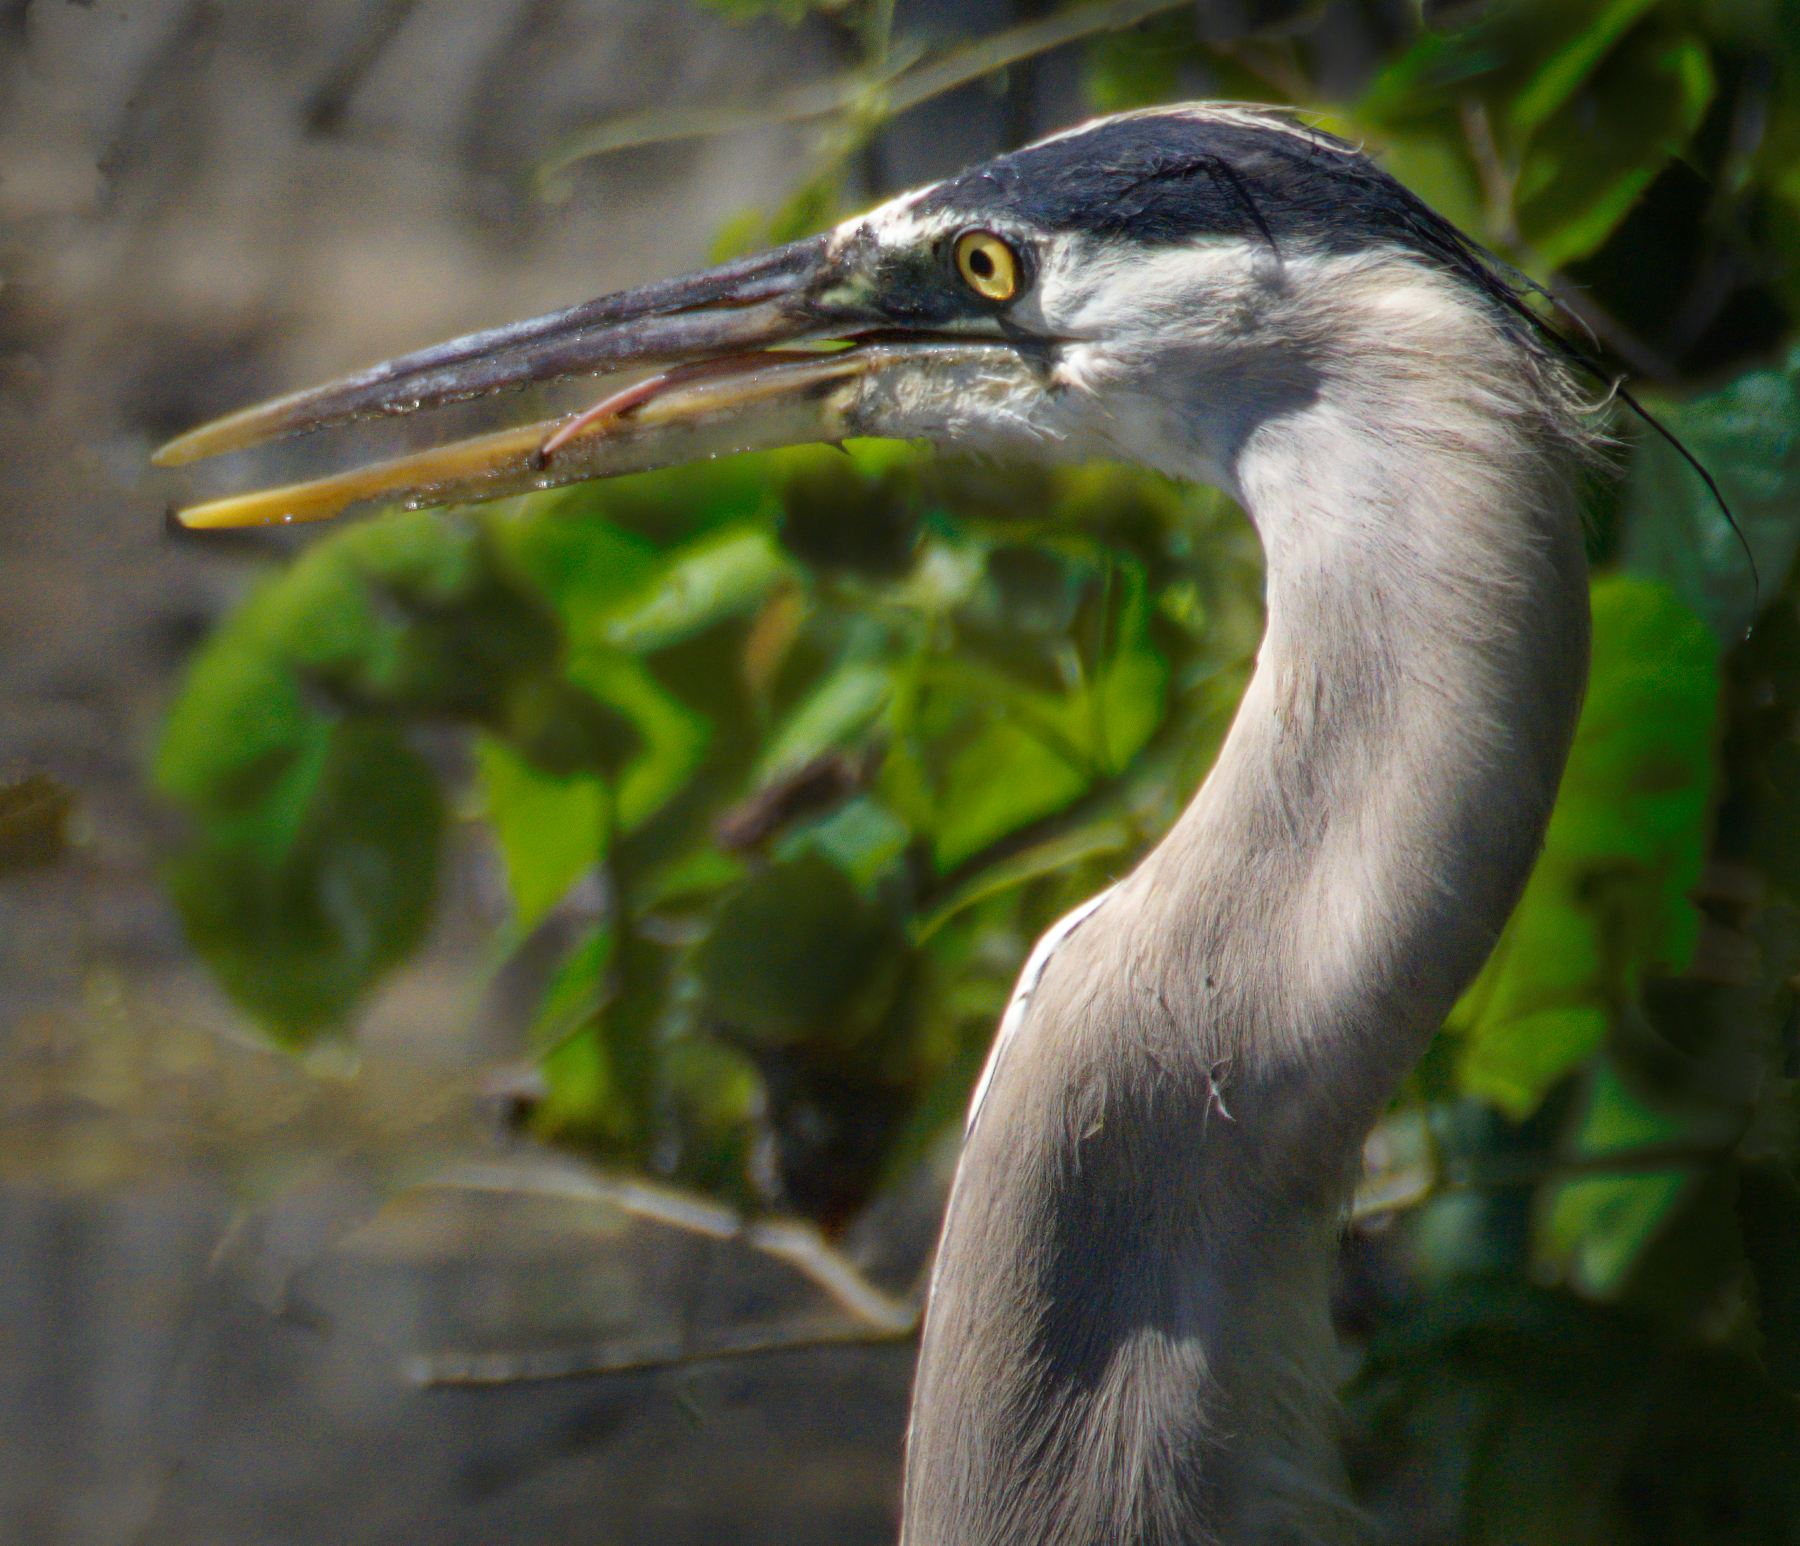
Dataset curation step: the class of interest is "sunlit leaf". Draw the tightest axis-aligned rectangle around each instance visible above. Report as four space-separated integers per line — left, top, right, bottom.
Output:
1516 27 1714 267
566 648 709 829
930 721 1089 874
475 735 608 934
1082 561 1168 775
155 615 331 811
666 1034 768 1134
531 923 616 1047
757 660 893 782
539 1028 631 1143
605 526 797 653
1506 0 1665 140
1358 123 1488 246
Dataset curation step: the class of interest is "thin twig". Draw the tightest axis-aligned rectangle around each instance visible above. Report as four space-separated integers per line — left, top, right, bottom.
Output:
300 0 420 137
534 0 1196 182
406 1321 917 1388
1458 95 1518 247
1459 94 1684 385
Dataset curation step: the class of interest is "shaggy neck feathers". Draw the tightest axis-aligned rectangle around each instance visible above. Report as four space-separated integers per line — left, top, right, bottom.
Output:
901 262 1592 1546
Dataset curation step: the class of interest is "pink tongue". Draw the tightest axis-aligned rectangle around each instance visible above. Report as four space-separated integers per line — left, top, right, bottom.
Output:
538 350 825 463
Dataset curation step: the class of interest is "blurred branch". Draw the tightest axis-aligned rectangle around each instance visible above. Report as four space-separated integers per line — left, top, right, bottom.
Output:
400 1160 921 1388
534 41 924 187
300 0 420 137
874 0 1193 119
411 1134 1744 1388
1663 58 1773 360
407 1321 915 1387
534 0 1196 185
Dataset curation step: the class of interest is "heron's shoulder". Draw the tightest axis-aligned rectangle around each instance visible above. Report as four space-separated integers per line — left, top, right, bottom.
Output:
964 884 1121 1135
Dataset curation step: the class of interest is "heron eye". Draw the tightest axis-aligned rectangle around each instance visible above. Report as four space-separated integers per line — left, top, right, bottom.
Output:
954 231 1019 302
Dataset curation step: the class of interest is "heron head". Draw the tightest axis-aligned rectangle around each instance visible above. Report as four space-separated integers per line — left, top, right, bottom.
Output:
156 106 1547 529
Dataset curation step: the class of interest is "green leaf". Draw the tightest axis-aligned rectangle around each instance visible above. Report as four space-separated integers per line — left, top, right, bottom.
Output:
1620 343 1800 646
155 611 331 811
1084 11 1194 115
776 794 913 892
530 926 637 1144
1359 0 1657 129
692 852 898 1046
930 721 1090 874
1454 577 1718 1116
530 922 616 1047
604 526 797 653
1359 123 1489 246
1080 562 1168 776
1506 0 1665 141
1515 27 1715 267
757 660 893 782
539 1027 631 1142
666 1034 768 1134
228 509 564 725
499 676 644 779
1354 2 1709 265
565 648 709 829
333 511 562 717
475 734 608 934
913 815 1132 942
1456 1004 1613 1120
635 847 749 912
1536 1057 1699 1298
164 720 443 1042
492 499 661 643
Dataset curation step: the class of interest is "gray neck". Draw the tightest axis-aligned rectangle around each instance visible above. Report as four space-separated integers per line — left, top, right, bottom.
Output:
901 367 1590 1546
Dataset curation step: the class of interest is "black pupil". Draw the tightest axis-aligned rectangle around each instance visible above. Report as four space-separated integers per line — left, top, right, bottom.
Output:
969 247 995 279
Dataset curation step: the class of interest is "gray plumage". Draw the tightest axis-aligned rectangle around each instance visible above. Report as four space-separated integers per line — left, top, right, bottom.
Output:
161 98 1603 1546
855 111 1597 1546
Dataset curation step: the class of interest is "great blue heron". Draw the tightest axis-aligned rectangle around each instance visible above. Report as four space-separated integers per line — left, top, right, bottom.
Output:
157 104 1596 1544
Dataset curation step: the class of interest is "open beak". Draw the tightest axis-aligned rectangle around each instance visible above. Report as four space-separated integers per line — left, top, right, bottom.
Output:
153 234 1012 530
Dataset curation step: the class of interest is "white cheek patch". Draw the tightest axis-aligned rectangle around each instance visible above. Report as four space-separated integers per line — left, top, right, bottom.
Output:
1035 235 1271 340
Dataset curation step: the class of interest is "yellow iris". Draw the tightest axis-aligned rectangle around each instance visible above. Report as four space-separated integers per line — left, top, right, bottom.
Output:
954 231 1019 302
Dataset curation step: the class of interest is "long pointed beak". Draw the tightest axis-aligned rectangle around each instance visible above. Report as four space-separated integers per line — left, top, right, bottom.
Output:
154 234 899 529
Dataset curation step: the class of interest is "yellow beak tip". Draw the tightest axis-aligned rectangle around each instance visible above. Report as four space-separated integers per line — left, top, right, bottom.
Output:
151 429 213 468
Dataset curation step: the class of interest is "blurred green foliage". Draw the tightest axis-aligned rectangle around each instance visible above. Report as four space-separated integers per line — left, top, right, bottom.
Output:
155 0 1800 1537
